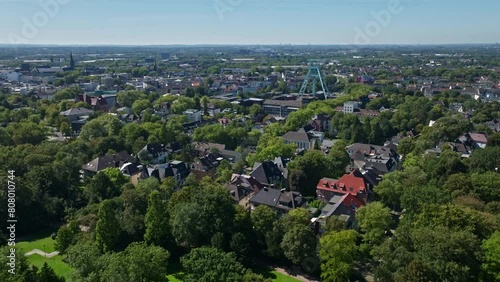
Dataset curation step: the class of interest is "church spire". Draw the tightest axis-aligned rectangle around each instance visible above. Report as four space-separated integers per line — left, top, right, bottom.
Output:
69 52 75 68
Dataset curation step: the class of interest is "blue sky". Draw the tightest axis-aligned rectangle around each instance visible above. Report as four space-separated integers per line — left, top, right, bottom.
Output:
1 0 499 45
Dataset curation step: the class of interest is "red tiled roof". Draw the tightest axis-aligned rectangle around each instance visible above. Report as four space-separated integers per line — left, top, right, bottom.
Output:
316 171 367 196
342 194 365 212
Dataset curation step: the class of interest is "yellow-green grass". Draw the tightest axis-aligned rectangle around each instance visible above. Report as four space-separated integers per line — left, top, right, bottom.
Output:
27 253 73 279
17 233 73 279
271 271 301 282
17 236 56 254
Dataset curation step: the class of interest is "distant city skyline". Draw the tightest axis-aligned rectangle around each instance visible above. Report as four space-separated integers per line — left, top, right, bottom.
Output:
1 0 499 45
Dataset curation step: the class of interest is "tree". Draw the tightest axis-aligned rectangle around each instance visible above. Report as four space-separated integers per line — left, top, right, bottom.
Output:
327 140 350 176
59 121 71 136
356 202 393 249
37 263 65 282
55 221 79 253
281 225 317 265
181 247 246 282
320 230 359 282
482 231 500 282
287 150 334 196
469 147 500 173
0 246 30 282
98 242 170 282
132 99 151 116
251 205 278 251
53 86 82 101
201 96 210 115
79 114 123 141
171 186 235 248
470 172 500 202
85 170 121 204
96 200 121 253
118 242 170 282
230 232 252 263
246 136 296 165
144 190 171 248
117 90 146 107
411 226 482 282
6 122 46 145
242 270 272 282
375 166 428 209
415 204 498 240
67 243 102 280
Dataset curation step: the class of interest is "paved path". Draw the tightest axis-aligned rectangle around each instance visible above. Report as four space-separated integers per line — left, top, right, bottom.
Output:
25 249 60 258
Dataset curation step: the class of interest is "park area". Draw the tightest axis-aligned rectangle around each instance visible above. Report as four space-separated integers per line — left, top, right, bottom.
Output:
16 231 73 279
17 232 301 282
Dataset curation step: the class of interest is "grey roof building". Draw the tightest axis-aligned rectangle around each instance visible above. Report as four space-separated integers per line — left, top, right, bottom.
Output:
249 187 305 214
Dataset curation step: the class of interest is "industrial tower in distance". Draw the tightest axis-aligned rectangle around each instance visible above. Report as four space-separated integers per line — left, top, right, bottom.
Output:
298 65 330 100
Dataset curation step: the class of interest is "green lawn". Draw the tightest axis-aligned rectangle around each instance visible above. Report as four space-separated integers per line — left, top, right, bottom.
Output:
17 236 56 253
17 231 74 279
27 253 73 279
254 267 301 282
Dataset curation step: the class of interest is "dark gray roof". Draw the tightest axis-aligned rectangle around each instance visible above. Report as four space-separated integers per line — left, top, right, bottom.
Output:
282 130 311 143
60 107 94 117
82 151 133 172
249 188 304 212
251 161 284 186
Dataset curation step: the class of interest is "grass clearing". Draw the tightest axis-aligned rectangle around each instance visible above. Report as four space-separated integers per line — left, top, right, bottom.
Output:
17 230 74 279
26 253 73 279
254 266 302 282
17 236 56 253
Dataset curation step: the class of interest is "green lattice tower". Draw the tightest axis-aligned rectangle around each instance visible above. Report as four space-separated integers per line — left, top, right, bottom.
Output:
298 65 330 99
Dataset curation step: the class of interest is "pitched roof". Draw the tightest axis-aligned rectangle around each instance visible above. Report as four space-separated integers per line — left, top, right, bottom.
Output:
250 161 284 186
282 130 311 143
60 107 94 117
249 188 304 212
316 170 367 197
321 193 364 218
468 132 488 144
82 151 133 172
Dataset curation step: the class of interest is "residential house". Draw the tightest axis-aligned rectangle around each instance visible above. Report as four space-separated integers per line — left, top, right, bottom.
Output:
60 107 94 122
282 128 316 150
81 151 134 179
119 162 143 185
191 153 221 180
458 132 488 149
316 193 365 230
137 143 169 164
310 114 331 132
347 143 401 174
226 174 263 208
193 142 226 157
250 161 286 188
316 169 370 204
140 160 190 188
76 91 118 112
249 187 306 214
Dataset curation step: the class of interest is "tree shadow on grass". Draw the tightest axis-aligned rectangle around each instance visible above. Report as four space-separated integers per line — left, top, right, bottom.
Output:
252 266 279 280
17 227 60 242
